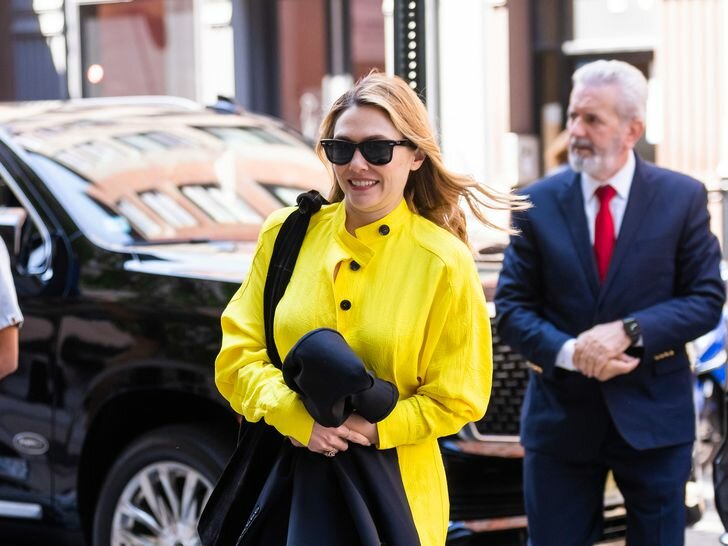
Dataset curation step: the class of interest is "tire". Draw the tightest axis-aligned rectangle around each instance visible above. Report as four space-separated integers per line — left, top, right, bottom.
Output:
92 424 232 546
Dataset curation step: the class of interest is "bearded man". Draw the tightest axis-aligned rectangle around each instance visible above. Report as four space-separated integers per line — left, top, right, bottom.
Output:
495 60 725 546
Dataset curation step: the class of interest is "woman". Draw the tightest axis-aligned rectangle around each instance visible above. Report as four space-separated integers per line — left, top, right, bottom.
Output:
215 72 518 545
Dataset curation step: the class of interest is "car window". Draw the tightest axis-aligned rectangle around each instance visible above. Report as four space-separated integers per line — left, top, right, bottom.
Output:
259 182 305 207
181 185 262 223
26 153 142 246
3 104 330 246
197 126 303 147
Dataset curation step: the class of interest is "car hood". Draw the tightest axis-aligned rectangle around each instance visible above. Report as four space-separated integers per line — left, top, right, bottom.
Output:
123 241 256 284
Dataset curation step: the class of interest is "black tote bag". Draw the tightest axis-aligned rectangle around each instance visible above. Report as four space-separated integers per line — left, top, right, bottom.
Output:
197 191 325 546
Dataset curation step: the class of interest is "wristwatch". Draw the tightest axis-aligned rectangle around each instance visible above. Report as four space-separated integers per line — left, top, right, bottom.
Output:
622 317 641 346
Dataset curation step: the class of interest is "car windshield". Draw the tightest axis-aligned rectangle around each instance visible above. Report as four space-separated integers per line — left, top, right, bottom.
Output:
4 102 330 246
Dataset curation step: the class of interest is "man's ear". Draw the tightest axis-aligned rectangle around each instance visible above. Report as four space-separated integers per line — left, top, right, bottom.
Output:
410 149 426 172
625 119 645 148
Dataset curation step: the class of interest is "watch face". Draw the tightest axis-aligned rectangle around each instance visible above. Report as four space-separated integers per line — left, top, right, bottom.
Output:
624 319 640 342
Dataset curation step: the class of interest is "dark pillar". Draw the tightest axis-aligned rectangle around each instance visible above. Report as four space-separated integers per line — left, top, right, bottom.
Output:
0 2 13 100
393 0 426 102
232 0 280 116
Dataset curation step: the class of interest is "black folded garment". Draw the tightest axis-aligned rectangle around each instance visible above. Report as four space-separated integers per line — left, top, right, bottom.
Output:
244 327 420 546
282 328 398 427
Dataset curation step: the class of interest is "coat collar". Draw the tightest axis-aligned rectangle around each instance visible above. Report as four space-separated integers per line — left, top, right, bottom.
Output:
557 170 600 297
332 199 412 267
598 154 657 297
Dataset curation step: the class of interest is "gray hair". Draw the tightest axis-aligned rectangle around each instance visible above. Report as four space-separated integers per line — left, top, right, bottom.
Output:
572 60 647 122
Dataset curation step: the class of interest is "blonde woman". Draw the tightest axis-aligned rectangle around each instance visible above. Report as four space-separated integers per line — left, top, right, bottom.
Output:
216 72 519 545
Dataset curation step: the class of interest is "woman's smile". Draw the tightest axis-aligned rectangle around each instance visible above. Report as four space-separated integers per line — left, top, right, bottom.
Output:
349 179 379 190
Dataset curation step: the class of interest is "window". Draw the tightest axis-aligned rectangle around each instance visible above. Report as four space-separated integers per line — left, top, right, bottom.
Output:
182 185 262 224
80 0 196 99
259 183 303 207
139 191 197 228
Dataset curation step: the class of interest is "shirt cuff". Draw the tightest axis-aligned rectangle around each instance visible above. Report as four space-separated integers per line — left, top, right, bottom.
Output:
555 338 577 371
263 391 315 446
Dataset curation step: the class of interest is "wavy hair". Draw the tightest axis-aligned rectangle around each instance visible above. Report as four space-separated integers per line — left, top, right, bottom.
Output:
315 72 527 244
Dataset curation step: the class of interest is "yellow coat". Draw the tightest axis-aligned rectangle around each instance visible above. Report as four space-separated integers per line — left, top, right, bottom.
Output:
216 199 493 545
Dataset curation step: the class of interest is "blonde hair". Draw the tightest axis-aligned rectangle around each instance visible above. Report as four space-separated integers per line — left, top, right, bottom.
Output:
315 72 527 244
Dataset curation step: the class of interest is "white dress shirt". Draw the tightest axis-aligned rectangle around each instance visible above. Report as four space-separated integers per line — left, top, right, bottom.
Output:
555 152 636 371
0 239 22 330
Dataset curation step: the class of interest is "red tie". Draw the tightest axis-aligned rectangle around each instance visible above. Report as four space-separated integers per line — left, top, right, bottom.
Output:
594 185 616 283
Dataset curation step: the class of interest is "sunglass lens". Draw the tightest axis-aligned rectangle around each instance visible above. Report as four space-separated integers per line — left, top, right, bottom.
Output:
326 141 355 164
361 141 392 165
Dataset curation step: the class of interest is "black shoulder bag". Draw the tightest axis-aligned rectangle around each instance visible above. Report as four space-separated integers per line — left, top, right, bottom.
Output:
197 190 326 546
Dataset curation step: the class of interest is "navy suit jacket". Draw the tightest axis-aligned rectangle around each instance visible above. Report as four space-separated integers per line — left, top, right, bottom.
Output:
495 154 725 460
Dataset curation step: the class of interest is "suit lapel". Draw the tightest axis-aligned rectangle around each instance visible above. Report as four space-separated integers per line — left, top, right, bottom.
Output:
557 172 600 297
599 156 657 298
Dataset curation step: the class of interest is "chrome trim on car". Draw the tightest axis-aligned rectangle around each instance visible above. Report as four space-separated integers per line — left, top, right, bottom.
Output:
449 438 525 458
0 130 54 278
462 422 521 443
12 432 50 456
454 506 627 535
0 500 43 519
457 515 528 532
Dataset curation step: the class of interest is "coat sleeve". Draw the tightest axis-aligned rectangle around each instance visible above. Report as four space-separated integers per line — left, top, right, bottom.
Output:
215 209 315 446
632 183 725 356
376 254 493 449
494 207 572 377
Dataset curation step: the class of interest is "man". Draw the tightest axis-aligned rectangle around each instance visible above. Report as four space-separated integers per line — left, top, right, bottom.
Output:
0 237 22 379
495 59 725 546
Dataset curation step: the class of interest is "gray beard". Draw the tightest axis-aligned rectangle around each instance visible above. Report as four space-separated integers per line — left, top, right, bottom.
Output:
568 149 612 179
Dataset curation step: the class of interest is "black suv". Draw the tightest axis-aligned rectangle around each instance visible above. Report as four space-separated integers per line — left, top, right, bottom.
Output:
0 98 626 546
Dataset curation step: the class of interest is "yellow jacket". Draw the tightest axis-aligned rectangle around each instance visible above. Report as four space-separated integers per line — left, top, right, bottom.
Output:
216 199 493 545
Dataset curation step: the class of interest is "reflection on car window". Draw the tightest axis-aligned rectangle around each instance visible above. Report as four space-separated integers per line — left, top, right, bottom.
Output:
139 191 197 228
117 199 162 238
115 134 166 152
197 126 298 147
27 152 141 245
56 142 126 172
181 185 261 224
259 182 305 207
117 132 197 151
7 104 330 246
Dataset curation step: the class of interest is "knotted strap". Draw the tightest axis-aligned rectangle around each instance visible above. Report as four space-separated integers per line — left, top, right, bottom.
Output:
263 190 326 369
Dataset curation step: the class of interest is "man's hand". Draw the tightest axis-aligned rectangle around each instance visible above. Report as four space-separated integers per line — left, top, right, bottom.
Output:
573 320 631 378
594 353 640 381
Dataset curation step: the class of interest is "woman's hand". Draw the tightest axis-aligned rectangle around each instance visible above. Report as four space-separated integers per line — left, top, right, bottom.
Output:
295 421 371 456
344 414 379 446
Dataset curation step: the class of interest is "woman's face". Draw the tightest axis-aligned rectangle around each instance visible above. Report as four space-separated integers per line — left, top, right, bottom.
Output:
331 105 424 231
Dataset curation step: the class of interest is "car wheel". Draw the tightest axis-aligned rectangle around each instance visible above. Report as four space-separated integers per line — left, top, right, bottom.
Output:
92 424 232 546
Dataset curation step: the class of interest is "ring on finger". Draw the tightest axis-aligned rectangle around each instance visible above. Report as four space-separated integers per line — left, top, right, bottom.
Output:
324 450 336 458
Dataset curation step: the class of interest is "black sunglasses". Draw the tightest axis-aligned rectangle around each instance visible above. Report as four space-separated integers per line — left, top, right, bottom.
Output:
320 139 415 165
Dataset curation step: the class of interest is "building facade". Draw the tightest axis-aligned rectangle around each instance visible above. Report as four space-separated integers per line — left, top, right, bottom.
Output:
2 1 727 203
0 0 384 140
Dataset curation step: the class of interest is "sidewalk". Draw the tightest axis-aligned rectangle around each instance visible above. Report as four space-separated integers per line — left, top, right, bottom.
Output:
688 471 723 546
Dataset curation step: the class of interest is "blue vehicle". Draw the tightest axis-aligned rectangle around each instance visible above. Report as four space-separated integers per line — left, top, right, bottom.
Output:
694 310 727 469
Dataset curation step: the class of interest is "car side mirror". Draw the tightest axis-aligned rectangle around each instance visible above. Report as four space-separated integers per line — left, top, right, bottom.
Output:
0 207 27 258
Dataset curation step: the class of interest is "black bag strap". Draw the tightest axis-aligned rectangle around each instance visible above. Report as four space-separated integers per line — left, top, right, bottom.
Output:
263 190 326 369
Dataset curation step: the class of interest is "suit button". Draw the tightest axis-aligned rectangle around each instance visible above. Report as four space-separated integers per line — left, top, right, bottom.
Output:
378 225 390 236
350 261 360 271
340 300 352 310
